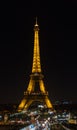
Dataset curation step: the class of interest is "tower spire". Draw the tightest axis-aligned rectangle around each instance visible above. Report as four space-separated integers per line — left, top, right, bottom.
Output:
32 18 41 73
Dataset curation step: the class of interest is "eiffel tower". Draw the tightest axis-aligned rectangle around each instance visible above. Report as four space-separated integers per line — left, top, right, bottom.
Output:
18 19 53 111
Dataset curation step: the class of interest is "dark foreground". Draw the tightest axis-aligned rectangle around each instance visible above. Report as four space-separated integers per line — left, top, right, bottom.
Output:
0 124 65 130
0 125 64 130
0 124 26 130
0 123 77 130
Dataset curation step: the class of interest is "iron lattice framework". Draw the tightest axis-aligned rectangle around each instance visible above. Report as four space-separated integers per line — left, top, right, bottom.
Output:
18 19 53 111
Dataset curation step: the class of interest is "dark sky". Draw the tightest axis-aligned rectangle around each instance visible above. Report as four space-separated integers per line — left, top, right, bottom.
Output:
0 1 77 104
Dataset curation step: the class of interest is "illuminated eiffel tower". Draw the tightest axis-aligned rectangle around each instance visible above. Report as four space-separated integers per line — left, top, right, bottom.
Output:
18 19 53 111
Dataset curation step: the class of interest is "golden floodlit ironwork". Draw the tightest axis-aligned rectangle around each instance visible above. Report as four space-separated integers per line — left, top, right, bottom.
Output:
18 19 53 111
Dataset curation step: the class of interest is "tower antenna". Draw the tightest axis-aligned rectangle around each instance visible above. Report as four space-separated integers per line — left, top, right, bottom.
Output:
35 17 38 25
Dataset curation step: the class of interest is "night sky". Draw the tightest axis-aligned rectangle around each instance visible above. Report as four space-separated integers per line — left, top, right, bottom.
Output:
0 1 77 104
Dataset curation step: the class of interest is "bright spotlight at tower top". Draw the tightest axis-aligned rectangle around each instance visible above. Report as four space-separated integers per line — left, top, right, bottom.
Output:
35 17 38 26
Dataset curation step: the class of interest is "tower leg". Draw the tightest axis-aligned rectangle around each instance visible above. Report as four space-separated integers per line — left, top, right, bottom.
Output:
45 96 53 109
18 99 27 111
24 100 33 110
